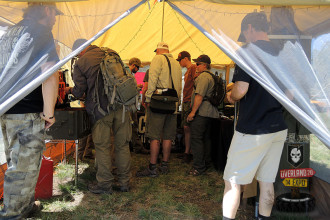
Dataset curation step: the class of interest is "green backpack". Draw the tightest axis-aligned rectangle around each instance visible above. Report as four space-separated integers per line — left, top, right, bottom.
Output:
94 47 139 120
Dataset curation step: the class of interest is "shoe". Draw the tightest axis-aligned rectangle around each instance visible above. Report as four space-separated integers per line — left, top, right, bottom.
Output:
19 201 43 219
182 153 193 164
187 168 204 176
88 183 113 194
83 155 95 160
134 147 150 154
120 185 130 192
136 167 158 177
158 165 169 174
113 185 130 192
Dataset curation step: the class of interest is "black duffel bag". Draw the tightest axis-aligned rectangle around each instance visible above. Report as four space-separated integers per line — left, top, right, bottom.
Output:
149 54 178 114
150 88 178 114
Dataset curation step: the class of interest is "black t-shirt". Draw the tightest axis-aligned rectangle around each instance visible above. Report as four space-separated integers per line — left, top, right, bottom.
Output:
0 19 59 114
233 40 287 134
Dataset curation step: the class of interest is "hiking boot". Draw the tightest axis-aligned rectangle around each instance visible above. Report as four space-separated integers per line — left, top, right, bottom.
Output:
27 201 43 218
19 201 44 219
187 167 205 176
136 167 158 177
113 184 130 192
120 185 130 192
158 165 169 174
88 183 113 195
182 153 193 164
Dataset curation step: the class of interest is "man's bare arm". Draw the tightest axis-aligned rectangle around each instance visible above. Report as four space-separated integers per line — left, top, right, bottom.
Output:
230 81 249 102
41 63 59 129
187 94 203 122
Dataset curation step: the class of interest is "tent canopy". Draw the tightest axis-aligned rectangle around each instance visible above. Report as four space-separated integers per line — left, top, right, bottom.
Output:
0 0 329 148
1 0 329 64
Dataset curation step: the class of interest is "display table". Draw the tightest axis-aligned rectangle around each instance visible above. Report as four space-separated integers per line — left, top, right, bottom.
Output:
46 108 91 185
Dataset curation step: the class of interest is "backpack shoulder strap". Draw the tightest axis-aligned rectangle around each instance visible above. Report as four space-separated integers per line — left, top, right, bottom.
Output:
100 47 127 76
201 71 215 100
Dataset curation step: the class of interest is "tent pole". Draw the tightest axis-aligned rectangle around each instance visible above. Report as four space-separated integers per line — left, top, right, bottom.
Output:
161 0 165 41
225 65 230 85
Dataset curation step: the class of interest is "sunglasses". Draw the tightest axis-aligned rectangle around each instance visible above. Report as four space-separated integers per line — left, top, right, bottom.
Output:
135 65 140 69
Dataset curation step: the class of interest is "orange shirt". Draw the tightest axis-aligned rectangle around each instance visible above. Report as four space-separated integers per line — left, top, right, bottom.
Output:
183 64 198 103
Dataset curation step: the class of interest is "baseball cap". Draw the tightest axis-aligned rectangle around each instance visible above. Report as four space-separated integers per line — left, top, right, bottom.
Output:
154 42 169 52
72 38 88 51
176 51 191 61
28 2 63 15
238 12 269 42
129 57 143 67
192 55 211 64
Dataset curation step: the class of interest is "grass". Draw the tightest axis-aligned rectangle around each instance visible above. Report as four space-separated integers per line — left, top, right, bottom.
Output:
31 153 228 219
310 134 330 182
2 152 322 219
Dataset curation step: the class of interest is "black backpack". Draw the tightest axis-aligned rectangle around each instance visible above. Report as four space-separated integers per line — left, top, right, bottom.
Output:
204 71 226 107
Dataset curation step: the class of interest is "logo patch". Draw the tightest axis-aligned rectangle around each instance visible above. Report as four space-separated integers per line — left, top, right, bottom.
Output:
288 144 304 167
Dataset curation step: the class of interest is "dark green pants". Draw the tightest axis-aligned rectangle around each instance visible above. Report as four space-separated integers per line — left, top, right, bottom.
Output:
92 109 132 188
190 115 212 173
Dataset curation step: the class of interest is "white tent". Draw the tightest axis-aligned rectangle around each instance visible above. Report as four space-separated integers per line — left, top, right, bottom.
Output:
0 0 329 148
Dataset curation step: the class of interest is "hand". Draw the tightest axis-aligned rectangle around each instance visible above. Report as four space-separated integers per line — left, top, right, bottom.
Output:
40 112 56 130
137 84 143 89
65 87 72 95
142 101 147 109
226 91 235 104
187 112 195 122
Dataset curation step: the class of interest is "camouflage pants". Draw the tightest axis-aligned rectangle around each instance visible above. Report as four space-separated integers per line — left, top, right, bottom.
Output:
0 113 45 219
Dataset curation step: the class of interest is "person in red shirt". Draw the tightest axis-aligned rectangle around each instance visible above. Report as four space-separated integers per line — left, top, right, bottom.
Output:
176 51 199 163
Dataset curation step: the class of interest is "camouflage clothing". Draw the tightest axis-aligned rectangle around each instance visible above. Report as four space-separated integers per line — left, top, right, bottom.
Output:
0 113 45 219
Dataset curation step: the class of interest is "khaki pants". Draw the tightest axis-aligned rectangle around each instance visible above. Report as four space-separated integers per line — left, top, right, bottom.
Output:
92 109 132 187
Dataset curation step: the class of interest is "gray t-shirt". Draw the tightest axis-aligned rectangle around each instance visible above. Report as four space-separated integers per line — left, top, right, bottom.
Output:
192 71 219 118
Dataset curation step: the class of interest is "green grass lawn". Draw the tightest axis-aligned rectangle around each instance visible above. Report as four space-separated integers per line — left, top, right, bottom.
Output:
34 153 246 219
16 152 317 219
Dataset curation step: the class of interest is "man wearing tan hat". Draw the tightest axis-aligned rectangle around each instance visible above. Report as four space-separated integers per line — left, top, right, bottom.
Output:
137 42 182 177
0 2 62 219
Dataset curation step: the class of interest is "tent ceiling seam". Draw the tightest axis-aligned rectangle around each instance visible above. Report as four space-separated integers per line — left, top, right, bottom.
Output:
118 1 156 54
172 5 205 55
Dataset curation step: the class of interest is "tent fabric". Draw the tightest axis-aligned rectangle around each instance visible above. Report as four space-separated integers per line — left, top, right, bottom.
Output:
0 0 329 148
205 0 330 6
168 1 330 147
93 1 232 64
0 0 142 115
